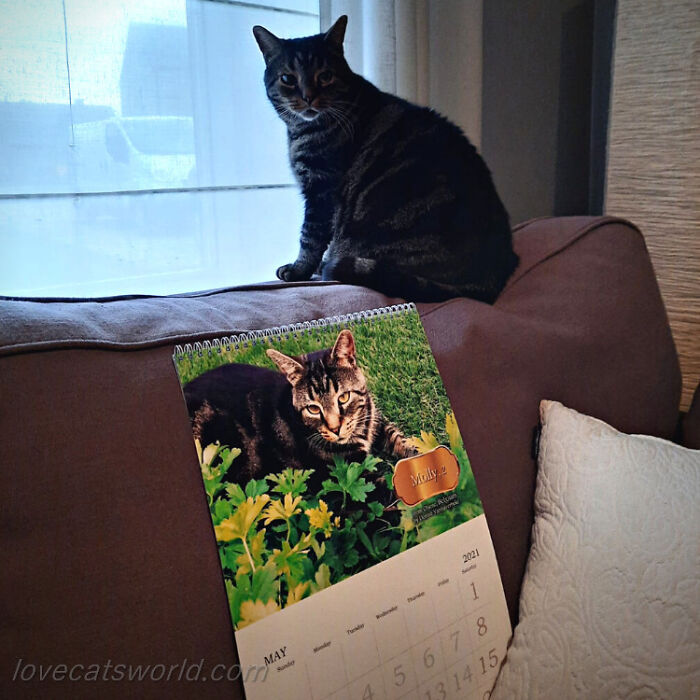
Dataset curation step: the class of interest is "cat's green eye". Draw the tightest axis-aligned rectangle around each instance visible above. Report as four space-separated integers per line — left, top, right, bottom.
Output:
318 70 333 85
338 392 350 404
306 404 321 415
280 73 297 86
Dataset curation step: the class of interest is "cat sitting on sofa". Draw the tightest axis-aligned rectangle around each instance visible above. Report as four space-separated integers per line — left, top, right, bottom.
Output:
253 15 518 303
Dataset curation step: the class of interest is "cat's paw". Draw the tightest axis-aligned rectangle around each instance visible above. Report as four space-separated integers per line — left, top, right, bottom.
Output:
276 262 312 282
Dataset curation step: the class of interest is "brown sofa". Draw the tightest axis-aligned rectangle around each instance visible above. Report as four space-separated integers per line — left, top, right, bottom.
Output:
0 216 682 698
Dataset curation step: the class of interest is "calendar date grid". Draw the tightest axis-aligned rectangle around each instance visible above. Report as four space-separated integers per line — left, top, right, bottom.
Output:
371 583 495 665
316 580 504 700
395 608 504 700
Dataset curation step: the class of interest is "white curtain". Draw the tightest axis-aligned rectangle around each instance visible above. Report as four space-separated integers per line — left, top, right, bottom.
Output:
319 0 483 147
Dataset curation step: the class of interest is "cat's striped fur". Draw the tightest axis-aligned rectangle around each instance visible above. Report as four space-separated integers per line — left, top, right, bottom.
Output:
253 16 518 303
184 330 415 489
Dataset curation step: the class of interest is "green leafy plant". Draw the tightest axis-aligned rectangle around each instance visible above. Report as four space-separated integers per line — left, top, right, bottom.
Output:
198 411 482 630
319 455 381 508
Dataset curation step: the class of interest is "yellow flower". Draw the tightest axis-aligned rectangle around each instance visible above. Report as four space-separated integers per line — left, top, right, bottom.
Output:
310 538 326 560
305 500 335 536
214 495 270 542
400 511 415 532
286 582 309 606
237 599 279 629
262 493 302 525
311 563 332 593
445 411 463 451
197 440 240 479
234 529 267 574
407 430 440 454
202 442 221 467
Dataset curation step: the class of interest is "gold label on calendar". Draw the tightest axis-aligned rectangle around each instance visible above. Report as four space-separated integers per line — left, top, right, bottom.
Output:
393 446 461 506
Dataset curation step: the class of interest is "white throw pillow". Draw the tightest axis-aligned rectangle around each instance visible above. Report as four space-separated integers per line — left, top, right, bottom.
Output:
491 400 700 700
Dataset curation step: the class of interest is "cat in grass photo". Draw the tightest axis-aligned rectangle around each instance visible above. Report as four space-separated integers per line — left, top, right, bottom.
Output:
183 328 417 492
253 15 518 303
173 308 483 623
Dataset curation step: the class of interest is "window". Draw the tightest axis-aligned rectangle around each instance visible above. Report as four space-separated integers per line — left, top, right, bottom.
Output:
0 0 320 297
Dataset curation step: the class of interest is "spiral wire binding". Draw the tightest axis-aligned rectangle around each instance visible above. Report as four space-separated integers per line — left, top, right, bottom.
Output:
173 303 416 360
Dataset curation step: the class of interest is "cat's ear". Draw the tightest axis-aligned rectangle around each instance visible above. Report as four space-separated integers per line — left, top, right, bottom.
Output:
331 329 356 368
253 25 283 65
324 15 348 52
267 348 305 386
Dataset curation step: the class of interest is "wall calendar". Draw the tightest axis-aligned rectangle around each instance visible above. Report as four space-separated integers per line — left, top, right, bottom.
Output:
173 304 511 699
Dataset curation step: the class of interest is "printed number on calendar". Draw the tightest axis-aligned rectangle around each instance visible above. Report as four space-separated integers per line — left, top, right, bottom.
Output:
479 648 499 674
423 679 447 700
462 548 480 564
452 663 473 692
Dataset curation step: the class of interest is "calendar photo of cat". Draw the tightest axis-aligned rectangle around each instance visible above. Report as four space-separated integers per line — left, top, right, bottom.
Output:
173 307 484 630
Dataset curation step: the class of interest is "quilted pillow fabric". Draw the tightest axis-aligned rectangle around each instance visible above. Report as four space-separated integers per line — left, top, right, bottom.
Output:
492 400 700 699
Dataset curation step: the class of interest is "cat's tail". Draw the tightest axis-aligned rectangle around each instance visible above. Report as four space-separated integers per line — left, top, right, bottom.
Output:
321 256 516 303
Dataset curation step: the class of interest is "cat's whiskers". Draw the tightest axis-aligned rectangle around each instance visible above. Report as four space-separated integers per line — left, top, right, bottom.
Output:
331 107 355 140
328 99 358 111
322 109 348 140
352 414 379 433
274 103 299 123
327 99 359 125
307 432 350 454
324 106 354 141
328 96 359 109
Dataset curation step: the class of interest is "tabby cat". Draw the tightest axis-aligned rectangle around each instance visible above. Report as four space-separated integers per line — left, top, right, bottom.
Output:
253 15 518 303
184 329 415 490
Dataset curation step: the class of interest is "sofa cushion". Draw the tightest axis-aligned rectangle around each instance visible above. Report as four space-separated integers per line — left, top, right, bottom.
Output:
491 400 700 700
0 216 680 698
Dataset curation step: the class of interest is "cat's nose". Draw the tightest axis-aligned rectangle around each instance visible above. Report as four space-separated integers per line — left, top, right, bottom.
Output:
301 92 316 105
327 417 341 434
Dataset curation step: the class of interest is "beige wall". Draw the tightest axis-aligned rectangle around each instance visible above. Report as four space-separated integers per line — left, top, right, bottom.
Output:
606 1 700 410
